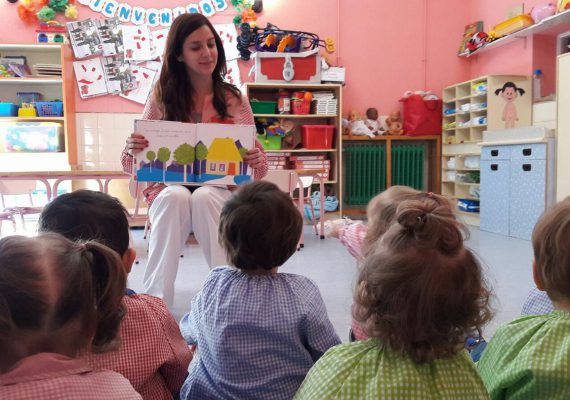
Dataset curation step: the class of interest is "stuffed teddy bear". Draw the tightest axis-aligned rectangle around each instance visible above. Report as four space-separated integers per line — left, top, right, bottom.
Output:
385 111 404 135
364 107 385 136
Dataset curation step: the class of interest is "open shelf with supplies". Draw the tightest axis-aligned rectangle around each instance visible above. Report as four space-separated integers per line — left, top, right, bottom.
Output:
246 82 343 215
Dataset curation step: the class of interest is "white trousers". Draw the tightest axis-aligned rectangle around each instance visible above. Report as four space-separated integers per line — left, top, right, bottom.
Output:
144 185 232 307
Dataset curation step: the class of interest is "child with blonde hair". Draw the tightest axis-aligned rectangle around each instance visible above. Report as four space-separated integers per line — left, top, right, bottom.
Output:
296 198 492 399
0 234 141 399
478 198 570 399
179 181 341 400
38 190 192 399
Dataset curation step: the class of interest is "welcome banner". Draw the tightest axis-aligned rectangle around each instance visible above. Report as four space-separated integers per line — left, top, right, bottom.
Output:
77 0 229 26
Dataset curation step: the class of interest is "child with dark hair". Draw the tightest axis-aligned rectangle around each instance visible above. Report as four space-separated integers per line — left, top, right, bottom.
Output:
0 234 141 399
478 198 570 399
179 181 341 400
38 190 192 399
295 198 492 399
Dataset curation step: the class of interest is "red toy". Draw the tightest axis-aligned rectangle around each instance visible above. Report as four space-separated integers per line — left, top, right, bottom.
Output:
466 31 489 54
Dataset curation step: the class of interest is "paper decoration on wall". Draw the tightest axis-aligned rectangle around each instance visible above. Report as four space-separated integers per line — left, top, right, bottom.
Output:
95 18 123 56
213 23 239 61
224 59 241 87
77 0 229 26
68 19 104 59
73 58 108 98
123 25 152 61
150 28 169 60
133 119 254 185
103 55 138 94
120 65 157 104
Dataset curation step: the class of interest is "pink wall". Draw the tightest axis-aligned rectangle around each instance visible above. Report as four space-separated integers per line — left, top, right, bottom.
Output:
0 0 562 115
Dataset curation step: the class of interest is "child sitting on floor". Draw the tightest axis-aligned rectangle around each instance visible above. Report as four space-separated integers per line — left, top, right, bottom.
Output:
38 190 192 399
179 181 341 400
478 198 570 399
0 234 141 399
328 186 453 341
295 198 492 399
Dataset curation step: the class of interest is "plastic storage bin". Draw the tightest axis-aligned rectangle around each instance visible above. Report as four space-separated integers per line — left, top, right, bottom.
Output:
35 101 64 117
16 92 42 105
457 198 480 213
1 122 63 152
301 125 335 149
250 101 276 114
0 103 18 117
257 134 282 150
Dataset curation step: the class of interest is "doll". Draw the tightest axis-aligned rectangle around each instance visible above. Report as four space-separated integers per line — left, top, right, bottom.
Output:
385 111 404 135
348 110 375 138
364 108 384 136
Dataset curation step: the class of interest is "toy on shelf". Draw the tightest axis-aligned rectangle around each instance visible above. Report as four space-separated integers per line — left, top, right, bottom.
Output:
466 32 489 54
530 3 557 23
347 110 375 138
36 21 68 43
364 107 384 136
385 111 404 135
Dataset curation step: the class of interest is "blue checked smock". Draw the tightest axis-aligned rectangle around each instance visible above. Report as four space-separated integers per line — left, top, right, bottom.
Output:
179 266 341 400
521 287 554 316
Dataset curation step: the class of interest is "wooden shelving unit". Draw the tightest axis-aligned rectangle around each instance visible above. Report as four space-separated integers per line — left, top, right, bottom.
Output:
0 43 76 172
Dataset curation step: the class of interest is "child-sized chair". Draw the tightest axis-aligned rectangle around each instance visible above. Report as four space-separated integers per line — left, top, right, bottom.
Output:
0 180 45 228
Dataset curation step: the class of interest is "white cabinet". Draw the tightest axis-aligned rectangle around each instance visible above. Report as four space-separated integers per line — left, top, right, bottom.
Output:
557 53 570 200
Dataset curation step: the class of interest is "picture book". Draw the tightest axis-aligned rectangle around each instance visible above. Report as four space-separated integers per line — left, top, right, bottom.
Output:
134 120 255 186
458 21 483 55
95 18 124 56
73 58 107 99
102 55 138 94
67 19 104 59
123 25 152 61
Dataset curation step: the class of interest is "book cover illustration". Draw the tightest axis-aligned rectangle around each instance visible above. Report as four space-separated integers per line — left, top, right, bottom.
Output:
103 55 138 94
150 28 169 60
213 23 240 61
95 18 124 56
458 21 483 55
123 25 152 61
134 120 255 185
119 65 157 104
67 19 104 59
73 58 107 99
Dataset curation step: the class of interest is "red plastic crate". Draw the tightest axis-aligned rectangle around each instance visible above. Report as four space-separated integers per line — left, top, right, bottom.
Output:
301 125 335 149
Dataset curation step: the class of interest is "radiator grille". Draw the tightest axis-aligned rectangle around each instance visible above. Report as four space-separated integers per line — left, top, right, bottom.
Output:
391 144 425 190
343 143 386 205
343 143 426 206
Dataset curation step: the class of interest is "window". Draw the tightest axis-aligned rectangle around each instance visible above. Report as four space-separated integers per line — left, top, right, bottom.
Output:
210 163 216 172
219 164 225 172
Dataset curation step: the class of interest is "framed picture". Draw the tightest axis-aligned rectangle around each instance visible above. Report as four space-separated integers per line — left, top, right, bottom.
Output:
458 21 484 55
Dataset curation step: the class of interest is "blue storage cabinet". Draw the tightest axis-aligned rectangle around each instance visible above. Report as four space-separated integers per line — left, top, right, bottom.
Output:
480 140 554 240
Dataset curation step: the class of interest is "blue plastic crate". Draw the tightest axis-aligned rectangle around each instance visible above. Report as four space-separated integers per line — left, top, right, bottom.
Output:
35 101 63 117
0 102 18 116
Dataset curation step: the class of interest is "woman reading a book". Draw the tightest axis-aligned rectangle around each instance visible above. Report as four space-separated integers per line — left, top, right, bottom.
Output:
121 13 267 307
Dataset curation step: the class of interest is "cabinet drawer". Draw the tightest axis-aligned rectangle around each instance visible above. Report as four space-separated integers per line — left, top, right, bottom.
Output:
510 143 546 160
481 146 510 160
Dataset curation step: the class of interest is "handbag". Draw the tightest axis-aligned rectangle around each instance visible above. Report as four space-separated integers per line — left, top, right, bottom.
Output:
400 94 442 136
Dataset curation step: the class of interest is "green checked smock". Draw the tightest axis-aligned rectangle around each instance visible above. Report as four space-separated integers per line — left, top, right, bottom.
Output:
294 339 489 400
478 310 570 400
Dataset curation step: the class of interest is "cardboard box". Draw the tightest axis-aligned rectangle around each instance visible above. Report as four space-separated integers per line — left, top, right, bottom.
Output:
255 49 321 84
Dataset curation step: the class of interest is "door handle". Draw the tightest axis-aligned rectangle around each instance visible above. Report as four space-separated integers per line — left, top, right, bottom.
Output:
491 150 498 157
522 148 532 156
491 164 498 171
523 164 531 172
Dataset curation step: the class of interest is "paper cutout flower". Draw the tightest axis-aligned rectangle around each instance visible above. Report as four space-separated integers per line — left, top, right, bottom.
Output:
37 5 56 21
65 3 77 19
17 0 37 24
48 0 68 13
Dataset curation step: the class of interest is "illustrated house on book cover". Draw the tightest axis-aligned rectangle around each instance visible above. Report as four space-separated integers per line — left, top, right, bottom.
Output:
134 120 254 186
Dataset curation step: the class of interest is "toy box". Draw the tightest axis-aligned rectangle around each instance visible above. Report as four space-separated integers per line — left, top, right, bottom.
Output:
250 101 277 114
492 15 534 37
301 125 335 149
1 122 63 152
255 49 321 84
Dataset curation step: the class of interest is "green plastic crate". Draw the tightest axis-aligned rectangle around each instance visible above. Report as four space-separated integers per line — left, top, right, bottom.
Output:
250 101 277 114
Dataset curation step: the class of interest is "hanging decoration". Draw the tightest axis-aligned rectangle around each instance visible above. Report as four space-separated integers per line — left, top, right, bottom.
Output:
71 0 229 26
16 0 78 23
230 0 262 26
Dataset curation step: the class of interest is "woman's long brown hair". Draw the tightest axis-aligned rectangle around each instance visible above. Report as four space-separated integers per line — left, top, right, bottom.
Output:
155 13 241 122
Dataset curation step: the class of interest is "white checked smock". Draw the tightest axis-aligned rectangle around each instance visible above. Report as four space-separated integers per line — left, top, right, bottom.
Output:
179 266 341 400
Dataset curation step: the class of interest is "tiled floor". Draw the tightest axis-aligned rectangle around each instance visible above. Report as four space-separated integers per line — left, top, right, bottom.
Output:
1 217 535 341
126 223 535 341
